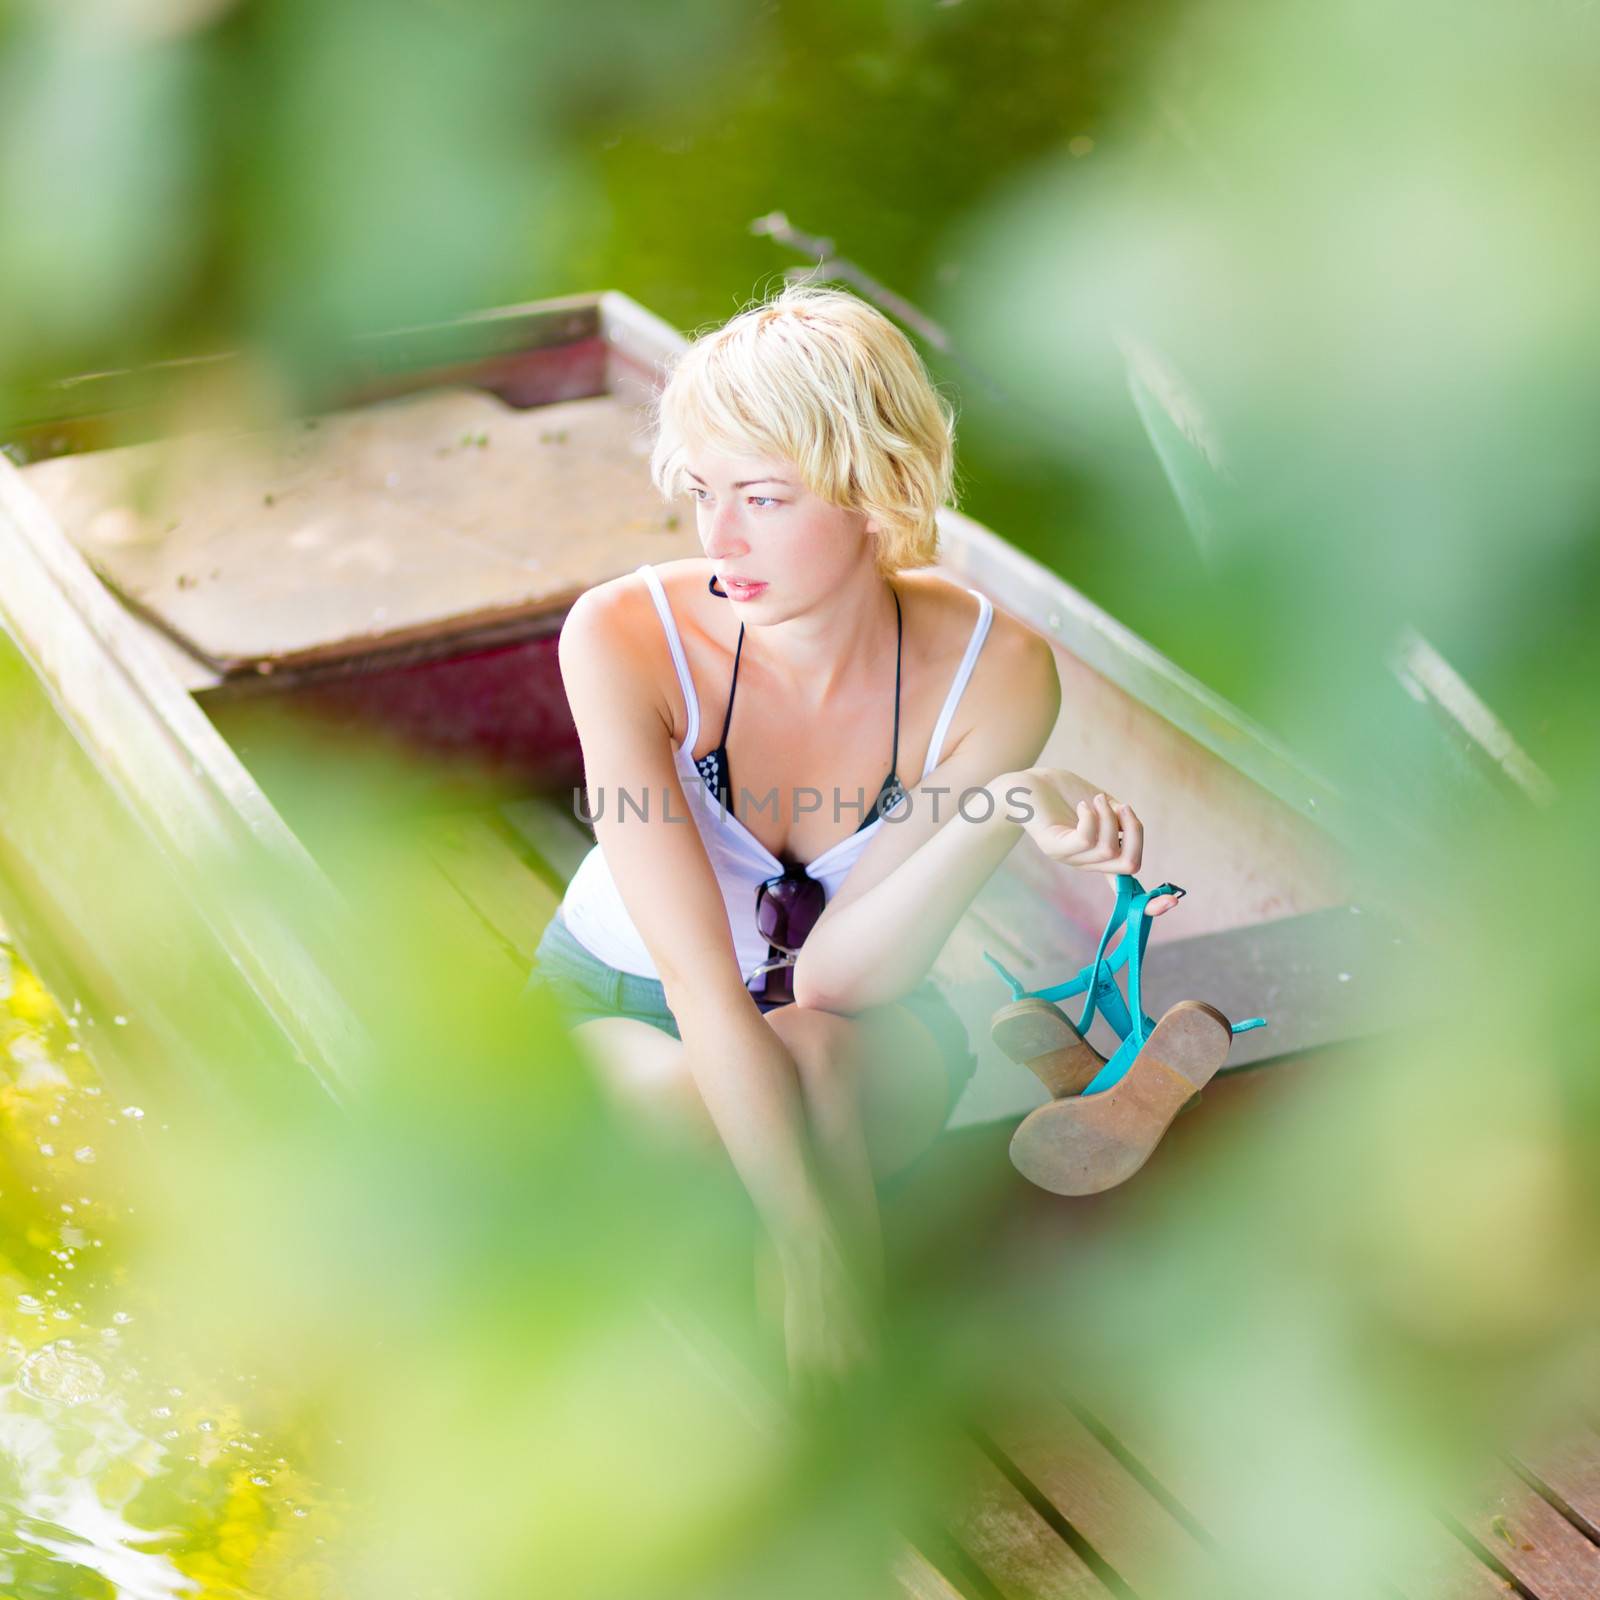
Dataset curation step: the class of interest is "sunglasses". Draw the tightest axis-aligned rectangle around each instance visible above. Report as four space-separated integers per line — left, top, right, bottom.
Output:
749 865 826 1006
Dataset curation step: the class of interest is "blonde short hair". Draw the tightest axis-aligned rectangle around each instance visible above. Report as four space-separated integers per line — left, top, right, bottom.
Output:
650 284 956 573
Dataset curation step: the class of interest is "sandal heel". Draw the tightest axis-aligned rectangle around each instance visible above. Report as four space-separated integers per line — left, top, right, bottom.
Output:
1009 999 1233 1195
990 998 1106 1098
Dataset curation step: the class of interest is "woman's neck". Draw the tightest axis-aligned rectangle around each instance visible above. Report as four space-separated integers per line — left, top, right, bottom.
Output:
742 570 899 709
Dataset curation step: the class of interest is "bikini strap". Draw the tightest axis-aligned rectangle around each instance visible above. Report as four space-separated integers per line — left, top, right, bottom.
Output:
888 585 903 778
717 623 746 752
635 564 701 752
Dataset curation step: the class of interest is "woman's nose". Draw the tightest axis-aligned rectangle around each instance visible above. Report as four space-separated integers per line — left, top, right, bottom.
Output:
703 504 747 558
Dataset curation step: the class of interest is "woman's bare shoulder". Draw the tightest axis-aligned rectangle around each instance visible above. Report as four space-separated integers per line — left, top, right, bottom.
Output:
899 568 1054 671
562 559 713 640
560 567 653 653
557 569 685 741
902 571 1059 760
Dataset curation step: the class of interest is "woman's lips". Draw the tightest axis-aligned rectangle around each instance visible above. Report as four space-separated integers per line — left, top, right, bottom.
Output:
722 577 768 601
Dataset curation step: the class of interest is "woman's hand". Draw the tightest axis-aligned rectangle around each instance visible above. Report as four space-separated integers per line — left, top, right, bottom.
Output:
1000 768 1183 916
778 1223 882 1400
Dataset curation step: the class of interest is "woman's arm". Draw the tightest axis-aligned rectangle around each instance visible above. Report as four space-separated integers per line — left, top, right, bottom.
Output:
558 582 839 1255
792 774 1027 1013
792 624 1180 1014
794 768 1176 1013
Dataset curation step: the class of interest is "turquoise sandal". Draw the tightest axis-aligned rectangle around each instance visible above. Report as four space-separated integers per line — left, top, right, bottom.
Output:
985 874 1267 1193
979 876 1267 1113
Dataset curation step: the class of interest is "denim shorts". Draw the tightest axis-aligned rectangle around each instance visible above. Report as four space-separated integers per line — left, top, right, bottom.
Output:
524 908 977 1119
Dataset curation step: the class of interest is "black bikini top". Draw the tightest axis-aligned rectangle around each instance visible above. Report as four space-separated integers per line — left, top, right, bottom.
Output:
697 574 907 856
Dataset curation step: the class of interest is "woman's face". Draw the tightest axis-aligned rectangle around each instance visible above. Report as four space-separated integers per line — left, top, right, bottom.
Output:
682 443 876 619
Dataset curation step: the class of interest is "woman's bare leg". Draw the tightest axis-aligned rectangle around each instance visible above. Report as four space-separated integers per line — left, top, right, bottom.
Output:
570 1005 953 1327
569 1015 722 1151
571 1005 950 1178
762 1006 884 1295
765 1004 950 1290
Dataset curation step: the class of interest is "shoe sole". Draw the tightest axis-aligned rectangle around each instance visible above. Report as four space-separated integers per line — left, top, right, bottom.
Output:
1008 1000 1232 1196
990 997 1107 1099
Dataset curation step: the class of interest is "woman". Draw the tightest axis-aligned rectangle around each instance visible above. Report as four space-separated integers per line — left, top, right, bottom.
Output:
525 285 1179 1388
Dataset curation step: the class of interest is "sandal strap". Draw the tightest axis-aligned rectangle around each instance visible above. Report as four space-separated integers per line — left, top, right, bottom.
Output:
983 877 1271 1074
1119 880 1162 1051
983 873 1180 1046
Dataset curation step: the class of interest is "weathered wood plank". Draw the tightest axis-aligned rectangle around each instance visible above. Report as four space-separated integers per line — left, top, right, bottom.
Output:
409 850 536 984
891 1545 971 1600
983 1392 1224 1600
1050 1394 1218 1538
1512 1430 1600 1544
500 794 595 886
646 1296 979 1600
1132 903 1412 1073
1396 1523 1516 1600
0 452 366 1113
1062 1388 1480 1600
419 813 559 968
21 389 695 675
1446 1463 1600 1600
942 1441 1112 1600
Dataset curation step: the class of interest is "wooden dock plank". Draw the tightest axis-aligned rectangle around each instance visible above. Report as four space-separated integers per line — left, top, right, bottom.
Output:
646 1297 982 1600
1447 1462 1600 1600
943 1441 1113 1600
892 1545 972 1600
1513 1428 1600 1544
1052 1391 1221 1540
983 1391 1223 1600
1396 1522 1517 1600
1062 1388 1510 1600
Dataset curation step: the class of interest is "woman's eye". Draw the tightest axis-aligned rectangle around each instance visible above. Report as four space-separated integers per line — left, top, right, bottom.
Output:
748 495 779 508
688 487 709 502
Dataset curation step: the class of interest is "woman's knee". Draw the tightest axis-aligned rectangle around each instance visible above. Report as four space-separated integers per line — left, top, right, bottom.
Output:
764 1003 863 1102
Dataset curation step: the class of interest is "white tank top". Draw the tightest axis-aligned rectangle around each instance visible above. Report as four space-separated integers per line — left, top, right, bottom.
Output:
558 562 996 985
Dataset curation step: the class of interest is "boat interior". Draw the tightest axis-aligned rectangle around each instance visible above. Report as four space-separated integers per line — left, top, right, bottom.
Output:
0 292 1402 1127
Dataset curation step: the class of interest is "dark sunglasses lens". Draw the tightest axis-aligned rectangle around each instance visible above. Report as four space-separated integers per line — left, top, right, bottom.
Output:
757 874 825 947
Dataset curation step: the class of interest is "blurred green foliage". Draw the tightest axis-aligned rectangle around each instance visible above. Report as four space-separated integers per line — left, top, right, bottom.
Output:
3 0 1600 1597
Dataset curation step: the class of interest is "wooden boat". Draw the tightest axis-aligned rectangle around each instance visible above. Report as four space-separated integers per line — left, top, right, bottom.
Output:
1 289 1393 1123
4 292 1587 1600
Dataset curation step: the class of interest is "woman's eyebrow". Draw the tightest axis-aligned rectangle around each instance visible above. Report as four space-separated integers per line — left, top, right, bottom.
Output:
685 470 794 489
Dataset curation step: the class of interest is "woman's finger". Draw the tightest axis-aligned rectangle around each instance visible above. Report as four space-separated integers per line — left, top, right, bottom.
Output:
1114 802 1144 873
1062 794 1118 870
1145 892 1183 916
1066 795 1105 862
1087 793 1120 863
1041 799 1096 861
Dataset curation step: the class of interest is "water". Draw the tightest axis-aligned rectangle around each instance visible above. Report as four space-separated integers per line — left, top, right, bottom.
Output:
0 928 337 1599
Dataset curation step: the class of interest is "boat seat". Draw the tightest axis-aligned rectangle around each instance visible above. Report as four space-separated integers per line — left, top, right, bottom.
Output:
19 387 698 679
